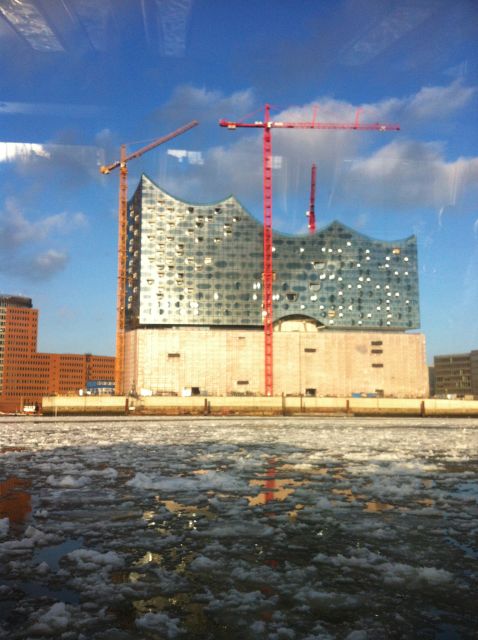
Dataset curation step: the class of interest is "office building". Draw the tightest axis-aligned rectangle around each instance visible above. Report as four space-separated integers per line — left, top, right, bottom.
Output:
433 351 478 398
0 295 114 413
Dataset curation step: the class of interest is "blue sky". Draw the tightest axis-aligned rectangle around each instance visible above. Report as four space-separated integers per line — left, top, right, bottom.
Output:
0 0 477 363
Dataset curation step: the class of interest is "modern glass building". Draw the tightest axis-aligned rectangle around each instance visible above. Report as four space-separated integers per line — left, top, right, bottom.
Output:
125 175 420 332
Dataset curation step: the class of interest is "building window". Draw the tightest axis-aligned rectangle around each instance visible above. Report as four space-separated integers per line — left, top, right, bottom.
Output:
371 340 383 346
371 349 383 354
372 363 384 368
168 353 180 358
304 348 316 353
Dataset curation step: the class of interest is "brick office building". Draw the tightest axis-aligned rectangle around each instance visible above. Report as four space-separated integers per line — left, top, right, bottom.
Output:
0 295 114 413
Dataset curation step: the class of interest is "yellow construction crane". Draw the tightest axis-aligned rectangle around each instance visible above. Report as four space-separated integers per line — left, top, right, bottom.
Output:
100 120 199 394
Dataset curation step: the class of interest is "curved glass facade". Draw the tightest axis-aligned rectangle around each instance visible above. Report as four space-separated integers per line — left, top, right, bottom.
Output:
126 175 420 331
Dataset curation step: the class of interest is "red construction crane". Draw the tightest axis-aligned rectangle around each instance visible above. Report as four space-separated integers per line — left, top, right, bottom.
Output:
100 120 199 395
220 104 399 396
307 163 317 234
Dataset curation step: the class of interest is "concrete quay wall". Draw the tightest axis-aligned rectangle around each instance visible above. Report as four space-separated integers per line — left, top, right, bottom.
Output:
41 395 478 417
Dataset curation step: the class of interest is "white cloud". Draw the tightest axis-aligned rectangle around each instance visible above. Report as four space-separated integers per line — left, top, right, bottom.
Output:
142 81 478 222
405 81 475 119
0 101 101 117
0 200 88 248
362 79 476 123
28 250 69 280
0 199 87 281
153 85 256 127
342 139 478 209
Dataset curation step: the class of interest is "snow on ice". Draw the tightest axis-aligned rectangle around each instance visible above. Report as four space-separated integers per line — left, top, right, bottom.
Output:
0 416 477 639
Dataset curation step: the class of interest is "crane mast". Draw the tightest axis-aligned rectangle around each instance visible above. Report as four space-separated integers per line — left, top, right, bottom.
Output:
220 104 399 396
307 163 317 234
100 120 199 394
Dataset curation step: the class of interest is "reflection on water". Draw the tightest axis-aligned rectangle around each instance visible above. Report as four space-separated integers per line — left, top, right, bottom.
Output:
417 498 435 507
248 478 308 506
287 503 305 520
332 487 355 501
0 579 80 606
33 538 83 570
133 550 164 566
248 458 309 506
0 538 83 615
365 500 395 512
159 500 213 520
0 477 31 529
278 463 329 475
1 437 474 640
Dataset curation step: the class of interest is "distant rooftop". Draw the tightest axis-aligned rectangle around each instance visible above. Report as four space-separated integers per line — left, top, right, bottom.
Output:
0 295 33 309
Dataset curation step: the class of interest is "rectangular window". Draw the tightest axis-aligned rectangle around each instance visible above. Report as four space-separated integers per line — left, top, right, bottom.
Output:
304 348 316 353
372 363 384 368
371 349 383 354
168 353 180 358
237 380 249 385
371 340 383 346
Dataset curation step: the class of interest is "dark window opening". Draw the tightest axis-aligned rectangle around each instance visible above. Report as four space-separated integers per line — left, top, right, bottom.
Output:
304 348 316 353
372 363 384 368
305 388 316 397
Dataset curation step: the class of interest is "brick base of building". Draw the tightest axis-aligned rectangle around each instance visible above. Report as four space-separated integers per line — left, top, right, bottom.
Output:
124 326 428 398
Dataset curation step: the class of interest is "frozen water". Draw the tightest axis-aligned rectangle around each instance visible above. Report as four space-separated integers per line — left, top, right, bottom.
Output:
0 416 477 639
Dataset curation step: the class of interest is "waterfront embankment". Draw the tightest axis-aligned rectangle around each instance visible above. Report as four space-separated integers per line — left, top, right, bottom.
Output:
38 395 478 417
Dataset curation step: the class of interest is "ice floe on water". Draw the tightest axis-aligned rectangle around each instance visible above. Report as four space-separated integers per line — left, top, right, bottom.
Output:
0 416 477 638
